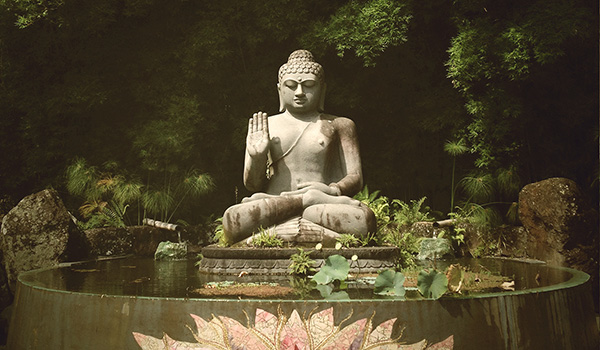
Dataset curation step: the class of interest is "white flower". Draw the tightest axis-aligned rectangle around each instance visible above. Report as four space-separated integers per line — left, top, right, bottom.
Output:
315 243 323 250
351 255 358 261
335 242 342 250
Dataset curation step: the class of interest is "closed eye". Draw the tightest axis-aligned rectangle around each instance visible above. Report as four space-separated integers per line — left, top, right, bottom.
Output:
303 80 316 88
285 81 298 90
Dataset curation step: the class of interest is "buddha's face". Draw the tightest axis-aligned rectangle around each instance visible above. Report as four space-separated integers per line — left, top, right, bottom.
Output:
278 73 323 115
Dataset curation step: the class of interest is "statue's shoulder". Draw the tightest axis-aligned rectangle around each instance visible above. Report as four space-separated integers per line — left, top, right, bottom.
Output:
321 114 357 130
268 112 285 120
267 112 286 127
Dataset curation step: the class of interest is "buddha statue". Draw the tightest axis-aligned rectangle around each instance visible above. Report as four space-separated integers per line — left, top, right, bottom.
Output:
223 49 376 246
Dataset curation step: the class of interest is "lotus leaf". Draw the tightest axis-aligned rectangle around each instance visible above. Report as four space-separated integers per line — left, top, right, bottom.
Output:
312 254 350 285
373 269 405 297
417 269 448 299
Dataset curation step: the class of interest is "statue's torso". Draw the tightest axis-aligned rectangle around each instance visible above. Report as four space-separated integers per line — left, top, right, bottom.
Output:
265 114 343 194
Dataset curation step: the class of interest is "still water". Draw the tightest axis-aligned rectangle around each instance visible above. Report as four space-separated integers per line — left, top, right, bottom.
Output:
19 257 573 300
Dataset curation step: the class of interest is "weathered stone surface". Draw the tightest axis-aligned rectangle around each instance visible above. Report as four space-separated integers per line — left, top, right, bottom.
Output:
154 241 187 260
0 189 87 291
222 49 375 245
417 238 454 260
84 227 133 256
518 177 598 309
458 224 529 259
199 246 400 275
410 221 447 238
129 226 185 257
80 225 208 258
518 178 598 267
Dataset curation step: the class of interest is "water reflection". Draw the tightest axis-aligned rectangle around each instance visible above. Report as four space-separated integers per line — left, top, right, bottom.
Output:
19 257 574 300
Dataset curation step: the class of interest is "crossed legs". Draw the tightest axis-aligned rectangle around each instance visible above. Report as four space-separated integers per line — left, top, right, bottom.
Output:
222 190 376 245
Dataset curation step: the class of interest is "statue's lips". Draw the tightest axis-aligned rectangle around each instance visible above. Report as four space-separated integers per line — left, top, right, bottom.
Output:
293 98 307 104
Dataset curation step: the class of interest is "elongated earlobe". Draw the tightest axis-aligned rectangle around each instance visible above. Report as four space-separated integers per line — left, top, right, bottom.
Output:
318 83 327 112
277 83 285 112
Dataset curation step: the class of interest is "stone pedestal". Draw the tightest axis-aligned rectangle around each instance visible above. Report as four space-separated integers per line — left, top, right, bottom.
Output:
198 246 400 275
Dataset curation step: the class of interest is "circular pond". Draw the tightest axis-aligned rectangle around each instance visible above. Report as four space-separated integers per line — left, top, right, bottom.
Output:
7 257 599 349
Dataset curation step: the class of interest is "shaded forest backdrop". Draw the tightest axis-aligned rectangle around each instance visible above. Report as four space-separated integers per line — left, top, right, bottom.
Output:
0 0 597 226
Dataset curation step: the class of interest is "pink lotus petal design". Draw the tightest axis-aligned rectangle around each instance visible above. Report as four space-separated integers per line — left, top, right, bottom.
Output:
133 307 453 350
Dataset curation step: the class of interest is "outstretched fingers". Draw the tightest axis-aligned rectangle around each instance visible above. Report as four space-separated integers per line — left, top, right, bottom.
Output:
249 111 269 135
248 115 255 135
260 112 269 136
253 112 259 132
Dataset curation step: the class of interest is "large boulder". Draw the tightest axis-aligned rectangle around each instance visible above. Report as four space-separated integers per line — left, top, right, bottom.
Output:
84 227 134 256
0 189 87 291
518 177 598 270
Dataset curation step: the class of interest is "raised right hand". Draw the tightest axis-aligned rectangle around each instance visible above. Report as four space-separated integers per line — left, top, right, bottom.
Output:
246 111 270 157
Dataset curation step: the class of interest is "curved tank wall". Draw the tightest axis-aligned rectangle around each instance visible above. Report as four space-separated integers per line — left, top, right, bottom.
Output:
7 258 599 349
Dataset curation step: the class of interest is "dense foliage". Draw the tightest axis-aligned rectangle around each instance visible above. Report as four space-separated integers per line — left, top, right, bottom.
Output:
0 0 596 225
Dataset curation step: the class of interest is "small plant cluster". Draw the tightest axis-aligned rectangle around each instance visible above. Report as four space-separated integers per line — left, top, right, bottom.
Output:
248 228 284 248
66 159 139 229
441 141 523 254
354 186 433 268
441 203 517 255
210 217 228 247
355 187 434 235
66 158 214 229
444 140 521 228
288 248 315 276
335 234 363 248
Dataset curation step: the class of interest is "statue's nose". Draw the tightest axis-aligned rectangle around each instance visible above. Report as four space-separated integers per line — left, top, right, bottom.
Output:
294 84 305 96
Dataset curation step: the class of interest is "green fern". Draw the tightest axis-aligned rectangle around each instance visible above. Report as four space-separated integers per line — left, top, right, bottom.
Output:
336 234 362 248
289 248 315 276
250 228 284 248
392 197 433 227
384 229 419 269
211 217 227 247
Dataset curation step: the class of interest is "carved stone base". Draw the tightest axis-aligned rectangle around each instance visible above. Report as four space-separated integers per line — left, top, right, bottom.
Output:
198 246 400 275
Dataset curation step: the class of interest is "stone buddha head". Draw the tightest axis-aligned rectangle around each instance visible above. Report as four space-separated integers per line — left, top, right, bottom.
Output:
277 50 326 114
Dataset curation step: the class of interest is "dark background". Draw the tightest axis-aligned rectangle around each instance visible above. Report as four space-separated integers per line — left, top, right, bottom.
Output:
0 0 597 225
